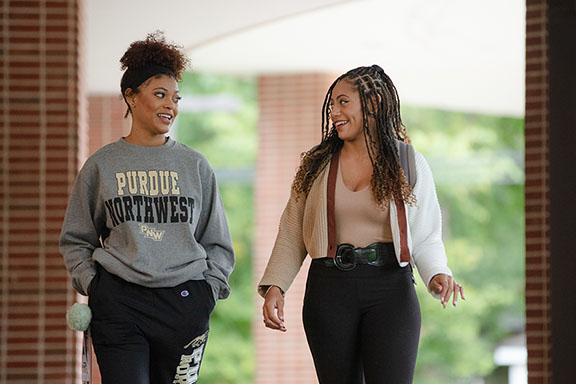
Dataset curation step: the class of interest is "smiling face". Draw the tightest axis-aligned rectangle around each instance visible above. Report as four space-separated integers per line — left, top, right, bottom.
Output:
329 79 366 143
127 74 180 143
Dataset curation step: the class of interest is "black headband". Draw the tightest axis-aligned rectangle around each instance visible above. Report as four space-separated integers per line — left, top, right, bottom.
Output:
120 63 175 96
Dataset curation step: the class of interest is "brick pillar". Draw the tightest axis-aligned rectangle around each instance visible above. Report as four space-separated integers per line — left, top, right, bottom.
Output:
87 95 130 155
0 1 85 383
524 1 551 383
254 74 335 383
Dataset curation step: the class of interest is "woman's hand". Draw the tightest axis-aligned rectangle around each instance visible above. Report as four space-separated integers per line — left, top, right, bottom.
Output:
262 286 287 332
429 274 466 308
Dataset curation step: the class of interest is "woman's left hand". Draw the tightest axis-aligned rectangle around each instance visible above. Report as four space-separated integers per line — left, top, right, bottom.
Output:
429 274 466 308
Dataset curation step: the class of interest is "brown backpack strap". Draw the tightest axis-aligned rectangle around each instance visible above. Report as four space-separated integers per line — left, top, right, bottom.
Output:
327 151 339 259
394 199 411 263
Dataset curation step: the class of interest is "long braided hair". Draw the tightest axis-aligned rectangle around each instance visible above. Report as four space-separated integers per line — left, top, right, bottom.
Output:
291 65 416 207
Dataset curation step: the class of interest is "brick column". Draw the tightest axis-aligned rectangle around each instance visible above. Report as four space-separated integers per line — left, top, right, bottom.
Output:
524 1 551 383
0 1 85 383
254 74 335 383
87 95 130 155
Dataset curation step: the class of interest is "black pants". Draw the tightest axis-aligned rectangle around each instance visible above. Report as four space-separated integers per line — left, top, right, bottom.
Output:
302 260 421 384
88 264 216 384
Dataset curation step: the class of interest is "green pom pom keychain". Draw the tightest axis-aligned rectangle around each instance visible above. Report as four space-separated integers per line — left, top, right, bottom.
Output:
66 303 92 384
66 303 92 331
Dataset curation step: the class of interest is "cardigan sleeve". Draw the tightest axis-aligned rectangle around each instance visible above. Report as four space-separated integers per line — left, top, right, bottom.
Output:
257 189 308 297
408 151 452 296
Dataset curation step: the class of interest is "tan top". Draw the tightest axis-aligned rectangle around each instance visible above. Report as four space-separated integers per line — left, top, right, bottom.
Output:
335 161 392 246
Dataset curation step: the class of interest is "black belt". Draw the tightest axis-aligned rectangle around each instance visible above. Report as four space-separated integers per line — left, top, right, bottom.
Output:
314 242 396 271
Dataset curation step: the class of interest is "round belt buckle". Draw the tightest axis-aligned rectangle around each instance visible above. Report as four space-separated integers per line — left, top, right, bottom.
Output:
334 244 356 271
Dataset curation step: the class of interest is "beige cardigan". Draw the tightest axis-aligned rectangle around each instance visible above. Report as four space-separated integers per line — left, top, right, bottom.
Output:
258 150 452 299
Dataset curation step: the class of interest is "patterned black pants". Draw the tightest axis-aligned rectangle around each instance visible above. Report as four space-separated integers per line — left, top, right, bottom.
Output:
88 264 215 384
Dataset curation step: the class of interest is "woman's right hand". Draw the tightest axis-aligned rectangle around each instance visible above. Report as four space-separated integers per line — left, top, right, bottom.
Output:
262 286 287 332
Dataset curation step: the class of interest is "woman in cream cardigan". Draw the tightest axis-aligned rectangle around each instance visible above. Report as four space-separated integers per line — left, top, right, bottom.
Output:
258 65 464 383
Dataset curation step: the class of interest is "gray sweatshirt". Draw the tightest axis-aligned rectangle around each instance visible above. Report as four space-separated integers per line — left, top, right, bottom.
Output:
59 138 235 301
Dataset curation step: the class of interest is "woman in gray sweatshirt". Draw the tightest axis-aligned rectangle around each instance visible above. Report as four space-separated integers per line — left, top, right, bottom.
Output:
59 31 235 384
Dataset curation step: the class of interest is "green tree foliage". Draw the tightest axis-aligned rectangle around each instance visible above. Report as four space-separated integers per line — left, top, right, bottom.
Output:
177 73 257 383
403 107 525 383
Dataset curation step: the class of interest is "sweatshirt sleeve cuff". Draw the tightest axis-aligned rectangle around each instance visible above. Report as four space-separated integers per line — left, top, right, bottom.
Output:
79 268 97 296
205 278 229 301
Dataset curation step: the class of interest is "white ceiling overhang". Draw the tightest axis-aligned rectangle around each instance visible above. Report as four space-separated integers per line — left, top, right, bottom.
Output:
86 0 525 116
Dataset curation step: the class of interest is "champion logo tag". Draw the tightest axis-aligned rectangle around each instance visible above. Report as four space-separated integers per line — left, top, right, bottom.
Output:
181 290 189 297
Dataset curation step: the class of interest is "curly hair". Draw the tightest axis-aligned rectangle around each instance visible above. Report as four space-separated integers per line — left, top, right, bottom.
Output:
120 30 189 79
291 65 416 207
120 31 190 116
